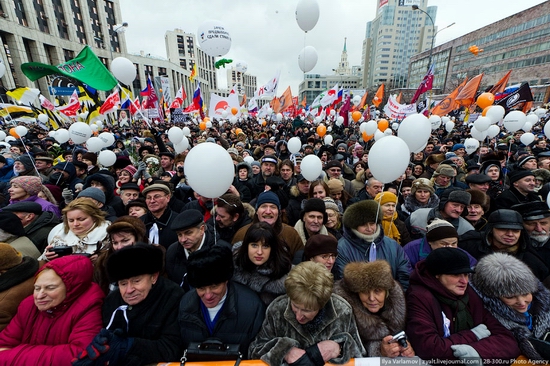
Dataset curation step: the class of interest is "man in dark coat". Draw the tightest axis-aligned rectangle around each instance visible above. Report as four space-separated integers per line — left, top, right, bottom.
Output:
179 245 265 359
494 169 540 209
140 184 179 249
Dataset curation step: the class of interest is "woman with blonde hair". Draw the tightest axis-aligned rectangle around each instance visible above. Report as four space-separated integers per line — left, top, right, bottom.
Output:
375 191 411 245
41 198 110 262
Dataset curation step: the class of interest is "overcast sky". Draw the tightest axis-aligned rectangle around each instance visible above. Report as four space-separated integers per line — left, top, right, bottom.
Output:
119 0 546 95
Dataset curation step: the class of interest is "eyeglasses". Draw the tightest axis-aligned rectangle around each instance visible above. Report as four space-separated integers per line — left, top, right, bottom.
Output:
319 254 338 260
145 194 168 201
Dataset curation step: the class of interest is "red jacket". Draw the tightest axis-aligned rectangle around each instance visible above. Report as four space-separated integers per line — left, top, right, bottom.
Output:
0 255 104 366
406 260 520 362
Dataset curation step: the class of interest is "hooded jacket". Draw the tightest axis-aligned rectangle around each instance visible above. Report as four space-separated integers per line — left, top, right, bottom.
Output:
0 157 15 183
405 260 520 361
0 255 104 365
25 211 60 252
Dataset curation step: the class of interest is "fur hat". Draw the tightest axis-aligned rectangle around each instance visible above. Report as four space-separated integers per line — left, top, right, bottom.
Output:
0 243 22 271
82 152 98 166
439 188 471 211
424 153 445 167
426 219 458 242
343 260 394 294
300 198 328 224
343 200 382 229
411 178 434 196
106 244 164 282
303 235 338 260
433 164 457 178
10 176 42 196
472 252 539 298
186 245 233 288
466 189 490 212
425 247 474 276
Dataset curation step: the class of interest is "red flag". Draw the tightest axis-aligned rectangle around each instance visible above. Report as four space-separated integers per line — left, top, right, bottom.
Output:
410 64 434 104
56 90 80 116
99 89 120 115
39 95 55 111
170 85 186 108
339 96 351 127
129 98 140 115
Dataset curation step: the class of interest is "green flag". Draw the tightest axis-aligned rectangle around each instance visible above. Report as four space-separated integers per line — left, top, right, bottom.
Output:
21 46 118 91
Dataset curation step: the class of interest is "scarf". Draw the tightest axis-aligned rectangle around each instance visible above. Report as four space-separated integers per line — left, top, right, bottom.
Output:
435 293 473 333
381 212 401 244
525 303 533 331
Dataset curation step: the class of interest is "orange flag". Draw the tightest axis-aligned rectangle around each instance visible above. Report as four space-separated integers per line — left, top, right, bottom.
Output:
488 70 512 95
455 73 483 106
396 92 403 104
358 92 368 110
300 95 307 107
372 84 384 108
431 77 469 116
240 94 247 107
274 86 293 113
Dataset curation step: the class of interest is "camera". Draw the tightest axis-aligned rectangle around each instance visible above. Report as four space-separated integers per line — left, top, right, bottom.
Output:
178 166 184 173
391 331 408 348
48 246 73 257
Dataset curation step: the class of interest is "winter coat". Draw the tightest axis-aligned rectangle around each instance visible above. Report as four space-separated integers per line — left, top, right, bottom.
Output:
141 208 179 250
286 186 307 226
0 255 104 366
471 282 550 360
494 186 541 210
405 260 520 362
0 157 15 183
232 241 290 305
102 276 184 365
24 211 61 252
7 235 41 259
10 195 61 217
293 220 333 245
206 208 252 243
333 278 406 356
399 194 440 221
335 226 411 290
407 207 475 240
249 294 365 364
232 222 304 260
0 257 39 331
42 220 110 258
403 237 477 272
179 281 265 357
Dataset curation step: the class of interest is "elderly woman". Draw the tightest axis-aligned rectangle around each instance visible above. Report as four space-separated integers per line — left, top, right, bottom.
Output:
323 198 343 239
375 191 411 245
462 189 490 230
399 178 439 220
334 261 414 357
42 198 110 262
249 261 365 365
73 244 185 365
406 247 520 362
303 234 339 272
0 255 104 365
471 253 550 360
8 176 61 217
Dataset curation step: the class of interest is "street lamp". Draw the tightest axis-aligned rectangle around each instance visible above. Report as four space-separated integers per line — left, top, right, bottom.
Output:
110 22 128 59
412 5 435 71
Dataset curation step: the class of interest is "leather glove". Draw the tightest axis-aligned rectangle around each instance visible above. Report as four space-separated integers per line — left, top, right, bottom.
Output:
62 188 74 204
72 328 111 366
471 324 491 340
451 344 482 366
92 329 134 366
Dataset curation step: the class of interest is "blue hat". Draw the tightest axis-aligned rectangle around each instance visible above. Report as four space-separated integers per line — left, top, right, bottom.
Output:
255 191 280 210
452 144 465 152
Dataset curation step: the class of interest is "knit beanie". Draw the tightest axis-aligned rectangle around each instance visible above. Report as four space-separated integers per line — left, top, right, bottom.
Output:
509 169 535 185
326 179 344 194
77 187 106 204
0 243 22 270
374 191 398 206
122 164 137 177
343 260 394 294
300 198 328 223
426 219 458 242
471 252 539 298
303 235 338 260
15 155 34 172
82 152 98 166
411 178 435 196
343 200 382 229
517 155 536 169
255 191 281 210
10 176 42 196
323 197 339 213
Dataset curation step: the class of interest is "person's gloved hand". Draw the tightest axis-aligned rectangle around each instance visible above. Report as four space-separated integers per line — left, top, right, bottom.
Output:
143 170 151 180
451 344 482 366
133 163 145 180
471 324 491 340
62 188 74 204
72 328 111 366
92 329 133 366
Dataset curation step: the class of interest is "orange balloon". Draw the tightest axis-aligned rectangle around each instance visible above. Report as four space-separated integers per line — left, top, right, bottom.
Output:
378 119 389 132
482 106 491 117
199 121 207 130
362 131 373 142
9 128 19 138
477 92 495 109
203 117 210 122
352 111 362 122
316 125 327 138
231 107 238 115
235 128 243 135
262 121 266 127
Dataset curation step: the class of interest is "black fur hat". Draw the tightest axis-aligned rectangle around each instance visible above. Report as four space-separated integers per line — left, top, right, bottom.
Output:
343 200 382 229
186 246 234 288
107 243 164 282
300 198 328 224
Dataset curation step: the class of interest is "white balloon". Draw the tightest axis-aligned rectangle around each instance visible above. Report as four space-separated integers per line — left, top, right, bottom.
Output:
336 116 344 126
324 135 333 145
86 137 103 153
0 62 5 78
5 136 16 143
464 138 480 155
98 132 115 147
398 114 431 153
38 114 49 123
445 121 455 133
110 57 136 85
525 114 538 126
288 137 302 154
429 115 442 130
392 122 399 131
330 109 336 116
235 61 248 73
359 122 368 133
503 110 526 133
535 108 548 118
267 108 273 115
185 142 234 198
486 125 501 138
229 116 237 124
298 46 318 73
374 129 386 141
55 129 70 144
174 137 189 154
470 127 487 141
365 120 378 135
15 126 28 137
352 96 361 106
474 116 491 132
182 127 191 136
522 122 533 132
441 116 450 124
0 131 5 141
96 121 104 129
384 129 392 136
221 110 228 119
168 127 184 144
68 122 92 144
327 126 332 132
276 113 283 122
197 20 232 57
520 132 535 146
243 156 254 164
98 150 116 167
90 124 99 132
300 154 323 181
295 0 320 32
486 105 506 124
369 136 410 183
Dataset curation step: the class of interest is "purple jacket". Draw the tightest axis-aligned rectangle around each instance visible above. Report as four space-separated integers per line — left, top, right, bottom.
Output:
11 195 61 217
403 237 477 273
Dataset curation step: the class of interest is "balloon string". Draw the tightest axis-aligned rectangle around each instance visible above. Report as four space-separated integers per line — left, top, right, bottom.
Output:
18 137 40 177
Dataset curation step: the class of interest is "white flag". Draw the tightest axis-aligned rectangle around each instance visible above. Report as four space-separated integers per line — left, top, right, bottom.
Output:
255 70 281 99
208 92 241 118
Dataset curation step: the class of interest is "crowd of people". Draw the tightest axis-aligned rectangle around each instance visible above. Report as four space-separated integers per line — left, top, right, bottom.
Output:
1 112 550 365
